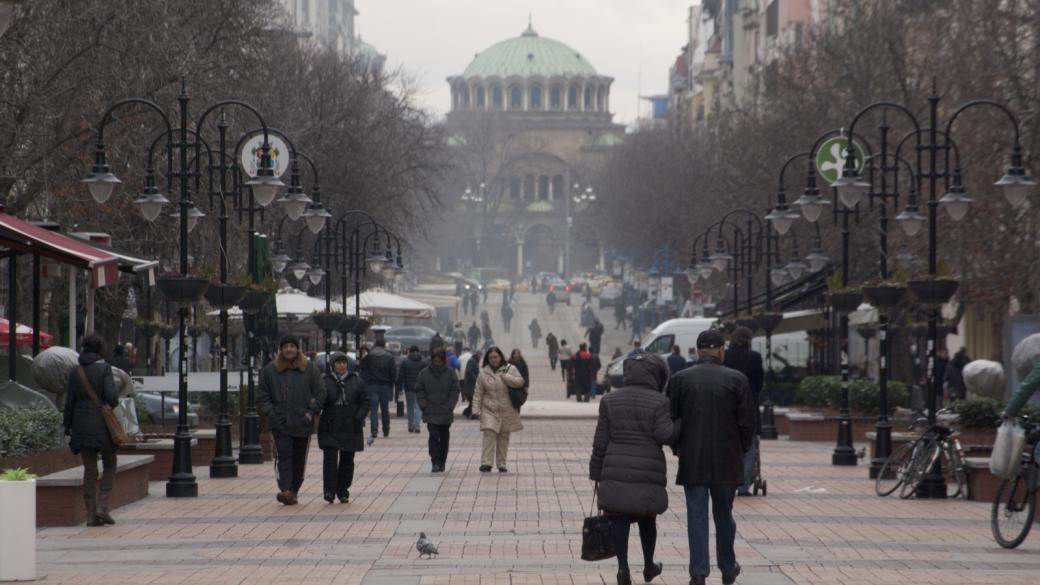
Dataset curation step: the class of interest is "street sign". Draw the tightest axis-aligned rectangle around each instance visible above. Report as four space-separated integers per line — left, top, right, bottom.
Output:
239 132 290 179
815 136 866 184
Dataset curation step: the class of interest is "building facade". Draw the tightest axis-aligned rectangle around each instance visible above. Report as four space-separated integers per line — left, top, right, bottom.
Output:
442 23 624 278
276 0 385 69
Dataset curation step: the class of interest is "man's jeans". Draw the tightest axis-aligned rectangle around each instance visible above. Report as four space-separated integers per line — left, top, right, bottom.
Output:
368 385 392 436
683 484 738 578
740 437 759 493
405 391 422 431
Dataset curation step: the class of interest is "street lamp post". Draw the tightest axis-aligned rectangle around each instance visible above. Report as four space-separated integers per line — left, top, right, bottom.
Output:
83 80 283 496
565 183 595 277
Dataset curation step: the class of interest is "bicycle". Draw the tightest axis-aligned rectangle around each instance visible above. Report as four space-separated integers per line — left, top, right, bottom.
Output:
991 416 1040 549
876 416 967 499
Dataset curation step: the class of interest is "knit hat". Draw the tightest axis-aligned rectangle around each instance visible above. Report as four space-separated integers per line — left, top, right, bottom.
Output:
279 334 300 349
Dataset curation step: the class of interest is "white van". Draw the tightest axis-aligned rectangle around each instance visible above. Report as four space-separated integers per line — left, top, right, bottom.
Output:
604 318 716 388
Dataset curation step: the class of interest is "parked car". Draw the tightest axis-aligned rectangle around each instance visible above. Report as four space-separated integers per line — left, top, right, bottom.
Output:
384 326 439 352
138 392 198 427
547 277 572 305
598 283 622 308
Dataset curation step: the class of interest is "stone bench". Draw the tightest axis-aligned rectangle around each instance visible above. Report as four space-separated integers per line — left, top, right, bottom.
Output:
120 438 197 481
864 431 918 459
36 454 153 527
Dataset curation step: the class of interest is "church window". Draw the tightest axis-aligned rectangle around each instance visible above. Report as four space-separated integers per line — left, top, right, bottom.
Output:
551 175 563 200
530 85 543 110
538 176 550 200
509 176 521 199
584 87 593 110
524 174 535 200
568 86 579 110
491 85 503 110
509 85 523 110
550 86 562 110
475 86 486 107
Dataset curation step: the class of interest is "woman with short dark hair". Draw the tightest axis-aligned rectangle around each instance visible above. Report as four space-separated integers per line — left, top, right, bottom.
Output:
63 333 120 526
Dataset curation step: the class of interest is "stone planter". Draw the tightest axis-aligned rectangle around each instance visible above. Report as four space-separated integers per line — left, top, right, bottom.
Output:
156 276 209 305
203 284 248 309
827 290 863 313
907 279 959 305
861 284 907 309
0 478 36 581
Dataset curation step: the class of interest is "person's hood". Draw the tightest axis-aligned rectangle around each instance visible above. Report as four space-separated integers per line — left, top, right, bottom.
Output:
408 350 422 361
621 353 669 392
79 352 103 366
369 346 388 357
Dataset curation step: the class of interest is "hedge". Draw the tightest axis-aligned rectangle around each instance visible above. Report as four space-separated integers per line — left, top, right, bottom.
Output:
794 375 909 414
0 406 62 457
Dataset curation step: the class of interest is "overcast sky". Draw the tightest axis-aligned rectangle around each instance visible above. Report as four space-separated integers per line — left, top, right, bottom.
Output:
358 0 691 128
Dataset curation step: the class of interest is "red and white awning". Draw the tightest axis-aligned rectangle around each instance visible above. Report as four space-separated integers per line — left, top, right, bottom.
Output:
0 213 120 288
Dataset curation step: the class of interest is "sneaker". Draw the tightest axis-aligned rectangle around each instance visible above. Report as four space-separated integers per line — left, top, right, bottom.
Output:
722 562 741 585
479 465 492 473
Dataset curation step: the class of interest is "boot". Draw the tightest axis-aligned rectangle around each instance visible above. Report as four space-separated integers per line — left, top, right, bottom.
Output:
84 494 101 527
96 490 115 525
617 569 632 585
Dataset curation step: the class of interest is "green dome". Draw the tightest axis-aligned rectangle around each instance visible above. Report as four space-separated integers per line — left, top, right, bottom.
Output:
462 25 599 79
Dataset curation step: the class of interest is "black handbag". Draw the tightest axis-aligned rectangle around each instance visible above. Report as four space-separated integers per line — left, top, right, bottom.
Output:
508 386 528 409
581 483 615 562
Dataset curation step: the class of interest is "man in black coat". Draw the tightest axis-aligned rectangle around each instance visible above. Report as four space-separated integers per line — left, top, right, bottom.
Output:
361 339 397 441
462 349 481 418
414 347 461 473
318 353 369 504
722 327 764 496
257 334 325 505
667 345 688 376
397 346 428 433
669 329 755 585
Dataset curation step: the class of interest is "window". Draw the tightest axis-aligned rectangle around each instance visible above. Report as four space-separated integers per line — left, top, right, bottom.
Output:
766 0 779 36
530 85 543 109
509 176 521 199
584 87 593 110
492 85 503 110
568 86 579 110
644 334 675 355
551 175 563 200
460 87 470 107
538 176 550 200
476 86 486 107
523 174 535 200
550 86 562 110
509 85 523 109
597 88 605 111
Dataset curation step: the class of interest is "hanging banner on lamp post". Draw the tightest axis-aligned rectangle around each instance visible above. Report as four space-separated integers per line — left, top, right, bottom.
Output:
815 136 866 184
239 132 290 179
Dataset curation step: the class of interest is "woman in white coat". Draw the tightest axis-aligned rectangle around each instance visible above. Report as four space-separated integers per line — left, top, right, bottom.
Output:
472 346 526 473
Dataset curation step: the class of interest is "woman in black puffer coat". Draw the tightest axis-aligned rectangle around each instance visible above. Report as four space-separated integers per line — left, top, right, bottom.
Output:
589 353 679 585
63 334 120 527
318 353 369 504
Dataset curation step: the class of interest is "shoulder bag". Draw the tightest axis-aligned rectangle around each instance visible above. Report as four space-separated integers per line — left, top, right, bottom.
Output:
580 483 615 562
78 366 130 446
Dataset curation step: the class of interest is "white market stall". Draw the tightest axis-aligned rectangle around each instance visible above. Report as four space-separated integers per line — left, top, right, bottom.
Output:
357 290 435 320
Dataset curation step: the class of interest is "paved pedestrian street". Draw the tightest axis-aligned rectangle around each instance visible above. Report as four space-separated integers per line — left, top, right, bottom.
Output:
36 415 1040 584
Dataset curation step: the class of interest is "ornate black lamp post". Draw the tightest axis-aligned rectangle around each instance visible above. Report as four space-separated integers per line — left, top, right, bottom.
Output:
83 80 283 496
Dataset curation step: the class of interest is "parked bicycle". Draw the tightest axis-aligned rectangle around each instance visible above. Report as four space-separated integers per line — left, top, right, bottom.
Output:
991 416 1040 549
876 416 967 499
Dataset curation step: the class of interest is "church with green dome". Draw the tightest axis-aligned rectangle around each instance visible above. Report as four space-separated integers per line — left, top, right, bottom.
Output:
441 22 623 278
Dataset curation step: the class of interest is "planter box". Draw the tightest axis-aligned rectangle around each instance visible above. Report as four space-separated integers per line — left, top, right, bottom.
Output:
784 410 884 442
0 449 81 478
120 438 198 481
36 455 153 527
0 479 36 581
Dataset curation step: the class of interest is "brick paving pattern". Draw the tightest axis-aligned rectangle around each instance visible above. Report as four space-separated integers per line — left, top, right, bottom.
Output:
34 296 1040 584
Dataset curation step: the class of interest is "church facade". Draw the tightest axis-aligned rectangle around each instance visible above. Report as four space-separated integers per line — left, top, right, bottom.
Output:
442 23 624 278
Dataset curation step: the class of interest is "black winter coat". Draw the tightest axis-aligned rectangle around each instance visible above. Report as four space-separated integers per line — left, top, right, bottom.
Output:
257 354 325 437
361 347 397 387
512 360 530 388
318 371 369 451
397 351 427 395
63 353 119 453
590 356 679 516
573 351 593 393
723 345 764 434
415 364 461 426
669 356 756 486
462 357 480 401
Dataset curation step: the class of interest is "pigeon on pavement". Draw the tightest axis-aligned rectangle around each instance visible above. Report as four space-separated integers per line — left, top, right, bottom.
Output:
416 532 439 559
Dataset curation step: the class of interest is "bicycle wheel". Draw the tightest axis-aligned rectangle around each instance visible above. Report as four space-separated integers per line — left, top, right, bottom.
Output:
942 446 968 499
900 439 940 499
991 475 1036 549
876 441 915 497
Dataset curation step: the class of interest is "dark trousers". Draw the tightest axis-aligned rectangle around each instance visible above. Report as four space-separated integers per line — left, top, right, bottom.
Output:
81 448 117 499
368 385 392 436
427 423 451 466
684 484 737 578
561 359 571 382
321 449 355 499
610 515 657 573
273 431 310 493
549 354 558 370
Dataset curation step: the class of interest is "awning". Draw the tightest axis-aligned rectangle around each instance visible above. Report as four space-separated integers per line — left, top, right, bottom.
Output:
359 289 435 319
399 292 462 310
0 213 120 288
213 288 372 318
70 233 158 284
0 318 53 349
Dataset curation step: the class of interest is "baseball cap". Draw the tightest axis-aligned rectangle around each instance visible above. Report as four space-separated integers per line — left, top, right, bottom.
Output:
696 329 726 350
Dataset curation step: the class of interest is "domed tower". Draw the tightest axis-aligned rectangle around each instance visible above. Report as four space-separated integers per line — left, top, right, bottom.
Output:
442 23 623 278
447 23 615 122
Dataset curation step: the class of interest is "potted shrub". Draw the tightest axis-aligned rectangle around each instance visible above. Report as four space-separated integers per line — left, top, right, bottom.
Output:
136 319 162 339
0 468 36 581
862 282 907 309
907 278 959 305
754 312 784 333
312 311 345 332
159 324 177 341
825 273 863 313
156 273 210 305
203 283 248 309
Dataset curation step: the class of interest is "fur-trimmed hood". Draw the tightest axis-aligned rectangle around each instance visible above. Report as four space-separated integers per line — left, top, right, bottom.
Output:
275 352 308 373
